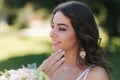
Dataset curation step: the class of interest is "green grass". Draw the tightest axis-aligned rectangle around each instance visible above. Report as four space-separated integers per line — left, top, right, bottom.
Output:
0 53 50 71
0 35 52 61
0 35 52 71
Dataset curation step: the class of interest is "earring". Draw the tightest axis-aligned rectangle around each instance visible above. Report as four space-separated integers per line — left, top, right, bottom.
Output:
79 49 86 59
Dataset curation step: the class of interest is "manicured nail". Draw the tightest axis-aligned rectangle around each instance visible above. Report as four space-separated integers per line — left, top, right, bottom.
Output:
58 49 62 52
61 51 65 54
62 57 65 60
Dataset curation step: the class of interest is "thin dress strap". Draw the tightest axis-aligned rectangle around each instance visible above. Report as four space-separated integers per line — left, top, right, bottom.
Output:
83 68 90 80
76 67 91 80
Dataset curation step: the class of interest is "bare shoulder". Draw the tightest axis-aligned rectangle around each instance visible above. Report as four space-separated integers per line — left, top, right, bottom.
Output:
87 66 109 80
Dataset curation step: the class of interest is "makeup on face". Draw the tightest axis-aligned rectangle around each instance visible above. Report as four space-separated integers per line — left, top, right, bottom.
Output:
50 12 78 53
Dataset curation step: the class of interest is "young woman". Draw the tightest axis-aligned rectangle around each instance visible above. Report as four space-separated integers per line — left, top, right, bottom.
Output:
38 1 111 80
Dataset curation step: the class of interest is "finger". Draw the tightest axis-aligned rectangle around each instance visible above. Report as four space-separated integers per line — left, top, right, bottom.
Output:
40 54 65 75
39 59 52 74
47 57 65 77
55 66 67 74
48 66 67 78
38 59 48 72
48 50 65 66
52 57 65 72
52 51 65 65
49 49 63 59
38 49 65 74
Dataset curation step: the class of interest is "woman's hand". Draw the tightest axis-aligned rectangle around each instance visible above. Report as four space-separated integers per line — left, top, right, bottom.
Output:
38 49 65 78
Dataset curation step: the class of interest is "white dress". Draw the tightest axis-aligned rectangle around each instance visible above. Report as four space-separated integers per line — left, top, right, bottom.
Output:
76 67 91 80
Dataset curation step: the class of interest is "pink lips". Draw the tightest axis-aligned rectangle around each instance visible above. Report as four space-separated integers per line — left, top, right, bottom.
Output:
52 40 61 45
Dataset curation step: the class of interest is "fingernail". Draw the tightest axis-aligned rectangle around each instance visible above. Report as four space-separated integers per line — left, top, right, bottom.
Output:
58 49 62 52
62 57 65 60
61 51 65 54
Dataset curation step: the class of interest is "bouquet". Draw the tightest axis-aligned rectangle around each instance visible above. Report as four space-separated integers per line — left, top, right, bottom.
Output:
0 63 48 80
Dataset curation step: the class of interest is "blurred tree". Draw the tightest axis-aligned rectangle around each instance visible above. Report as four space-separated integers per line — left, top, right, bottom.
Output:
3 0 66 28
81 0 120 37
79 0 120 54
3 0 120 37
4 0 66 12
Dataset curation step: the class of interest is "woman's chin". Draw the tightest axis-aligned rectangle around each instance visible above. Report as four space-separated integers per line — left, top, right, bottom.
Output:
52 49 58 52
52 47 61 52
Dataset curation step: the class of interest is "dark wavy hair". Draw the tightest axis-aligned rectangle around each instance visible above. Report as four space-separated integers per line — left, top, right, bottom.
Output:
51 1 111 78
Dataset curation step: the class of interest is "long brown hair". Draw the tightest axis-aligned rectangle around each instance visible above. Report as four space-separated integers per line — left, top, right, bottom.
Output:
51 1 111 78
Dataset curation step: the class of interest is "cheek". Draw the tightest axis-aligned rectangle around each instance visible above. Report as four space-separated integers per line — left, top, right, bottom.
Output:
60 33 78 50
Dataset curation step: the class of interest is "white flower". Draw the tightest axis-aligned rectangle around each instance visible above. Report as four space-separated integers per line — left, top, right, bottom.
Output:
18 68 37 79
9 74 21 80
0 63 48 80
7 69 18 75
0 75 8 80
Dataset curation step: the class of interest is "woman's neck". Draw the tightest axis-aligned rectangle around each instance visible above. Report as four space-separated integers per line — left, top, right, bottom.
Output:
63 49 78 67
63 48 87 69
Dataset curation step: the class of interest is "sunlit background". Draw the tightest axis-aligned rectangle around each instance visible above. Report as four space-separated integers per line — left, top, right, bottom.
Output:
0 0 120 80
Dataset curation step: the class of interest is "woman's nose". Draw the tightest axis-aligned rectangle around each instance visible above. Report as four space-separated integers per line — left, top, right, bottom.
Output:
49 29 57 38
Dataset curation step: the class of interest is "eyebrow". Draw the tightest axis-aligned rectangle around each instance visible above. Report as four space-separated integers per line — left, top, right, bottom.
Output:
57 23 69 27
51 22 69 27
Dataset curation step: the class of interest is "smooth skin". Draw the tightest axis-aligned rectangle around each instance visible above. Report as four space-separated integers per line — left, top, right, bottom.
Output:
38 11 109 80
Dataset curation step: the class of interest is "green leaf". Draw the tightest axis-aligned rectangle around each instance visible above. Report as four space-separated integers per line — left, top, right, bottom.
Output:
27 63 37 69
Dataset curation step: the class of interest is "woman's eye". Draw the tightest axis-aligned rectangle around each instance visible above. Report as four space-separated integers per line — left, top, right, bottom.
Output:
59 28 66 31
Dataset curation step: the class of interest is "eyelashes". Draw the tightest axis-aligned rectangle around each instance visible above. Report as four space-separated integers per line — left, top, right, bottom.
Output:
59 28 66 31
51 26 67 31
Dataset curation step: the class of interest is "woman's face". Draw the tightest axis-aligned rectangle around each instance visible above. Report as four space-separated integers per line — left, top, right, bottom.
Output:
50 11 78 52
